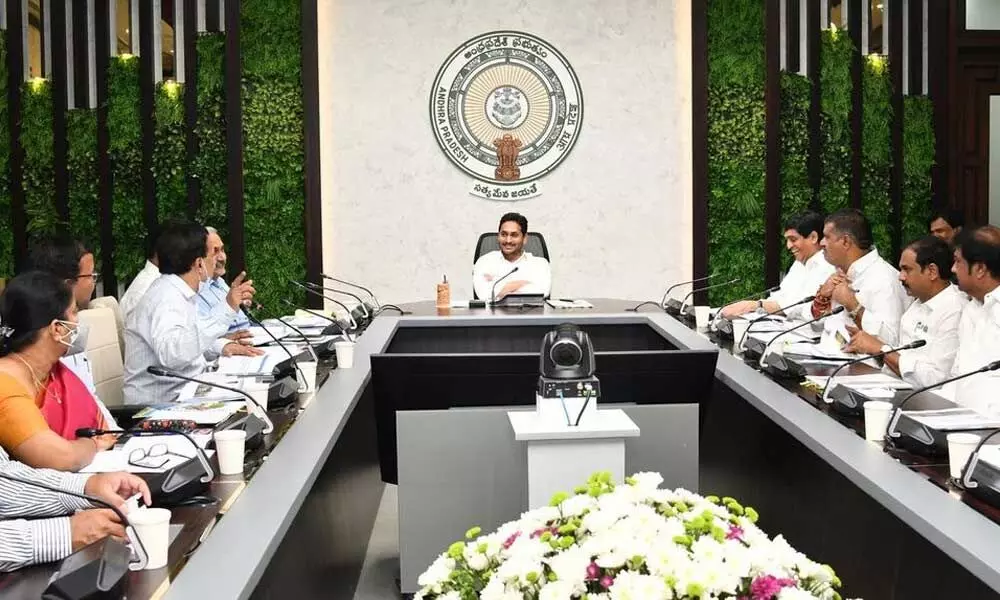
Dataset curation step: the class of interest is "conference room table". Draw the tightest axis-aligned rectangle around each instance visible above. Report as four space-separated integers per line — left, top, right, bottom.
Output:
0 298 998 599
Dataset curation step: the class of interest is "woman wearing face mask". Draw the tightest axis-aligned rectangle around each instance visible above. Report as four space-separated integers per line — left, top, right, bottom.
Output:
0 271 118 471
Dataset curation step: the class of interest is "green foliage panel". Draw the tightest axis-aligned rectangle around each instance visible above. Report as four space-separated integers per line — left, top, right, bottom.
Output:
108 55 144 283
902 97 935 246
66 109 99 261
820 29 852 214
707 0 764 88
0 37 11 277
194 33 227 235
242 0 306 314
780 73 812 273
154 81 187 222
22 80 59 238
707 84 766 305
862 57 893 258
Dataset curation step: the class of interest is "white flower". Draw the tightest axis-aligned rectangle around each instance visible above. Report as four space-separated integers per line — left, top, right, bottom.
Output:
609 570 670 600
481 578 523 600
629 472 664 491
416 554 454 589
560 493 597 518
539 579 578 600
777 588 819 599
545 546 590 589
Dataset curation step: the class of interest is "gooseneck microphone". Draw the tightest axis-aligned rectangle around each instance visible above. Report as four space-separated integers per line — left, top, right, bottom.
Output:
266 313 321 362
76 427 215 483
885 360 1000 440
678 277 742 315
321 273 409 315
306 283 371 320
145 366 274 434
280 299 349 340
490 266 520 305
737 295 816 350
819 339 927 402
628 273 721 312
290 280 359 333
0 471 149 573
712 284 781 330
758 306 845 368
960 428 1000 489
241 306 308 384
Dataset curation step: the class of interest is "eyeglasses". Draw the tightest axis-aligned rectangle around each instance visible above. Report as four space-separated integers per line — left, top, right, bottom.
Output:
128 443 193 470
76 273 102 283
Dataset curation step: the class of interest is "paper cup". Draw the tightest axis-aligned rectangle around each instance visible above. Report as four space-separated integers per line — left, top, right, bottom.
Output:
694 306 711 329
244 380 270 411
214 429 247 475
129 508 171 570
732 319 751 354
296 360 318 393
335 341 355 369
947 432 981 480
863 400 894 442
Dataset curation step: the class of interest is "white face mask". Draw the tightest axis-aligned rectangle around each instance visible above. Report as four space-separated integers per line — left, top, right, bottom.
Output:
54 320 80 351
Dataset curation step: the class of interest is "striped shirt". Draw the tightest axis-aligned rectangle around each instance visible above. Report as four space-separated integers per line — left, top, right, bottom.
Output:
0 448 93 572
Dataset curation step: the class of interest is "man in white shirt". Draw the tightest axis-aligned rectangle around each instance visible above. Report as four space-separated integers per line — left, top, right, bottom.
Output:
721 211 834 321
844 236 965 387
811 209 910 344
947 226 1000 414
196 228 251 332
119 238 161 322
123 222 260 405
473 213 551 302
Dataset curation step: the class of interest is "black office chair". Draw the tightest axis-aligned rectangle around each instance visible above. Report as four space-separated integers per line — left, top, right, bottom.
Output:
473 232 550 263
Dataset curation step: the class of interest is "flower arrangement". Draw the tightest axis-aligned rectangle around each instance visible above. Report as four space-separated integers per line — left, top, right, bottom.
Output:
415 472 852 600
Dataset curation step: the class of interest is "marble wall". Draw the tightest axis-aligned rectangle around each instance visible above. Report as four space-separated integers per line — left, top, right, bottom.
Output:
317 0 693 304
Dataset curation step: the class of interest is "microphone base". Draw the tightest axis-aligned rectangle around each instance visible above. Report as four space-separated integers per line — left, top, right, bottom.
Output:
761 353 806 381
965 458 1000 509
715 318 734 338
664 299 683 316
139 456 211 507
43 537 130 600
827 384 871 416
215 413 267 450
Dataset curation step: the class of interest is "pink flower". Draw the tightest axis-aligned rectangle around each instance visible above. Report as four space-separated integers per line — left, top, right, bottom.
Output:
727 525 744 541
749 575 796 600
585 562 600 580
600 575 614 589
502 532 520 549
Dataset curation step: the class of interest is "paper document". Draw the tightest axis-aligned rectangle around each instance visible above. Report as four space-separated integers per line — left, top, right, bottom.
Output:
545 299 594 309
216 345 302 376
132 398 243 425
246 325 290 347
82 436 216 474
805 373 912 390
904 407 1000 432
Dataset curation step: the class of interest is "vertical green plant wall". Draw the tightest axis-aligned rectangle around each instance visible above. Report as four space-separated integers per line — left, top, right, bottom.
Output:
819 28 852 215
706 0 766 305
902 97 935 245
66 109 99 261
862 56 892 255
108 55 143 283
154 81 186 222
779 72 812 273
22 79 59 237
242 0 306 311
194 33 227 234
0 37 11 277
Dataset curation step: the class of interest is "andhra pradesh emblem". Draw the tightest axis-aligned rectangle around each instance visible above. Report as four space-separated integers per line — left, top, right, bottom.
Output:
429 31 584 201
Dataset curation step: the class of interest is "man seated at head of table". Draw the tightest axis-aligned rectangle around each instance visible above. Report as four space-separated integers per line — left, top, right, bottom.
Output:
810 208 910 344
473 212 551 302
195 227 251 334
123 221 261 406
842 236 966 387
0 447 151 572
945 225 1000 414
721 211 834 321
0 273 118 471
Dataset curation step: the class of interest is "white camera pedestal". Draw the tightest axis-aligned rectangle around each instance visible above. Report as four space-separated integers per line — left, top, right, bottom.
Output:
507 408 640 509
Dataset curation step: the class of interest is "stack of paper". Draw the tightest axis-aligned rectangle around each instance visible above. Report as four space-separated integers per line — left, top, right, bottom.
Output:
246 325 290 347
904 407 1000 432
132 397 243 424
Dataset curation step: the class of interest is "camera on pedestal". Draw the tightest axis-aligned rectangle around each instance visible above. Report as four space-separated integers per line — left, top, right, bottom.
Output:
536 324 601 426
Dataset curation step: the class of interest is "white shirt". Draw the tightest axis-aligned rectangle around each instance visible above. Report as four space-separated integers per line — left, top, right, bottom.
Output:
823 249 910 344
118 261 161 321
947 286 1000 415
770 251 835 321
894 284 966 388
473 251 551 301
123 274 236 405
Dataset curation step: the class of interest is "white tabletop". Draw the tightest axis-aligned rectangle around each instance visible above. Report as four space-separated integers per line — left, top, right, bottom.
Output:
507 408 640 441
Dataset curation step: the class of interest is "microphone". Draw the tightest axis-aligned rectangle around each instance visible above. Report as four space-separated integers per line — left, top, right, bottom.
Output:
280 298 348 339
959 428 1000 490
306 282 371 324
629 273 722 313
712 284 781 333
264 313 321 362
0 471 149 596
738 295 816 352
490 266 520 305
820 339 927 403
757 306 845 373
290 280 359 333
77 427 215 484
145 366 274 435
885 360 1000 440
241 306 309 385
321 273 409 315
678 277 742 316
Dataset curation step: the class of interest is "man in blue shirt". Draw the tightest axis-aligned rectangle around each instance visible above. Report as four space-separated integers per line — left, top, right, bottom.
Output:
197 227 251 333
